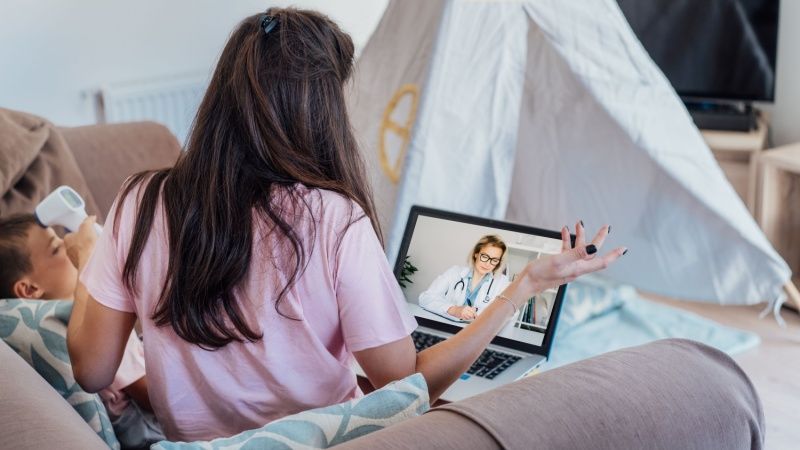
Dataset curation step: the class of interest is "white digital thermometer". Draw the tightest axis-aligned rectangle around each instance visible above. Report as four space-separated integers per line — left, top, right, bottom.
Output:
35 186 103 235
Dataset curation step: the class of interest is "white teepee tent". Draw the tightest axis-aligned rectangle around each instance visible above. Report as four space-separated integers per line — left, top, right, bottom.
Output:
347 0 791 305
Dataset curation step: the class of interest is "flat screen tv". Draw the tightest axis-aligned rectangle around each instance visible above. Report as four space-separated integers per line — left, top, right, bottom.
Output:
617 0 780 103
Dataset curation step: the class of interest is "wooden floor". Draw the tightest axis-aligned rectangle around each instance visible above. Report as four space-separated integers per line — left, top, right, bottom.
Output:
644 294 800 449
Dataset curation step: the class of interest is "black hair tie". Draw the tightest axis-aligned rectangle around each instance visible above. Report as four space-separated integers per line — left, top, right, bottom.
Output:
261 14 278 35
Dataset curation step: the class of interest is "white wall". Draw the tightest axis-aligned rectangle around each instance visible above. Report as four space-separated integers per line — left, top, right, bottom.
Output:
767 0 800 146
1 0 797 143
0 0 388 126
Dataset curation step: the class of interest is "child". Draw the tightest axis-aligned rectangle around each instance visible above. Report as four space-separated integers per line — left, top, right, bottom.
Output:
0 213 164 448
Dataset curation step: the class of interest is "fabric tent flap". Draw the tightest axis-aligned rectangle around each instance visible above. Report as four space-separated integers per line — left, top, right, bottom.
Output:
349 0 790 305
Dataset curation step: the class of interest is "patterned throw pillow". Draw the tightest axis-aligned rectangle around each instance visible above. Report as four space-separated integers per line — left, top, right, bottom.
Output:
0 298 120 449
153 373 429 450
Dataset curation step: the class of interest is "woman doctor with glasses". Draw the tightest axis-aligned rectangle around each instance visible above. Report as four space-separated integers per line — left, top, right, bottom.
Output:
419 235 513 321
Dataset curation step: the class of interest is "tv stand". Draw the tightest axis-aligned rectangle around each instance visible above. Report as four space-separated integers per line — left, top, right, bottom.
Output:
685 100 757 132
701 116 768 215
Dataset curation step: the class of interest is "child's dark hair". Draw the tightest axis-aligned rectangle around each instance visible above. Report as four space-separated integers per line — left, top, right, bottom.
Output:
0 214 38 298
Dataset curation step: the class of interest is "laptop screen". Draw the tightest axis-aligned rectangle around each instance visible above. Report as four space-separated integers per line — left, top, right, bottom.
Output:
393 206 572 357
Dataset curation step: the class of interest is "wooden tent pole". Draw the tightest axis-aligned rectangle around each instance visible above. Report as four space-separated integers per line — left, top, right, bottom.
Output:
785 281 800 312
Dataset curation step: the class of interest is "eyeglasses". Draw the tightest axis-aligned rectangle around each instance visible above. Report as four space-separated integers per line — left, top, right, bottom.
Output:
478 253 501 266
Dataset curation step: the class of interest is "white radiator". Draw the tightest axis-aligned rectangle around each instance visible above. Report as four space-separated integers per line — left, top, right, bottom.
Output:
96 74 208 145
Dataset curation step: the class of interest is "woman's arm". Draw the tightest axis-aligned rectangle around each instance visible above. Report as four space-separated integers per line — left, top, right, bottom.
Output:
356 275 531 401
65 217 136 393
355 223 624 402
418 267 460 315
480 273 515 319
123 376 153 412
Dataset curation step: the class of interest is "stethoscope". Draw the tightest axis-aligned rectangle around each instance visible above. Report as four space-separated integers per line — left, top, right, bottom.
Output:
451 276 495 305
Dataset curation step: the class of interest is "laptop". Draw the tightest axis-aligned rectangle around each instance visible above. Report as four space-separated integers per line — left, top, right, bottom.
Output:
369 206 572 402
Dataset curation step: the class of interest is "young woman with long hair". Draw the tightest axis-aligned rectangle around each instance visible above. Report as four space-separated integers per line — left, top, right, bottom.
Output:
65 8 625 442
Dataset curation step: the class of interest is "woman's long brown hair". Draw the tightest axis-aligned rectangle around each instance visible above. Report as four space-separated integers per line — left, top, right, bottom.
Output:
115 8 381 350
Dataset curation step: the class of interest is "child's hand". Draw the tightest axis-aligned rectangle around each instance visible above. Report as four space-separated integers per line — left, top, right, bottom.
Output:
64 216 98 269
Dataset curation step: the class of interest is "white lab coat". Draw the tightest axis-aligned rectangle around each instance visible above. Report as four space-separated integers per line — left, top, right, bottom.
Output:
418 265 512 318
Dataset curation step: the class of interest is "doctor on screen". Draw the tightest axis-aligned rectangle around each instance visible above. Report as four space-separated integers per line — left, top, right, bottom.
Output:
419 235 512 320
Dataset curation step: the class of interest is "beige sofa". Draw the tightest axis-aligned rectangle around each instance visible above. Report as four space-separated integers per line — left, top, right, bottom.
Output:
0 116 765 449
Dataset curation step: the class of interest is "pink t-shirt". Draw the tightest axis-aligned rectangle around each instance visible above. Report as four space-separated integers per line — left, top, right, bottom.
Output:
80 185 417 442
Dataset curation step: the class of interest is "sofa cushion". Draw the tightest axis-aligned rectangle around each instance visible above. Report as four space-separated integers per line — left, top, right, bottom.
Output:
59 121 181 220
0 298 119 449
152 373 429 450
0 338 108 449
0 108 99 218
434 339 764 450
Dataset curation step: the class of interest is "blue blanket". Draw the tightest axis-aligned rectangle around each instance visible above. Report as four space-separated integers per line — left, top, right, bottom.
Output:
541 277 760 371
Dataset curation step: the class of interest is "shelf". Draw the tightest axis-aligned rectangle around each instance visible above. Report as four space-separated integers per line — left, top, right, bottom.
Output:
760 143 800 173
756 142 800 310
700 116 769 215
701 116 768 154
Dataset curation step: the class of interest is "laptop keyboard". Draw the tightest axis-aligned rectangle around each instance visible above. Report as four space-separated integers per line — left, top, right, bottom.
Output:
411 330 522 380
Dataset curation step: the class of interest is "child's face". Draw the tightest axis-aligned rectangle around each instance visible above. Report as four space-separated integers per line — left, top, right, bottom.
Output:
22 224 78 300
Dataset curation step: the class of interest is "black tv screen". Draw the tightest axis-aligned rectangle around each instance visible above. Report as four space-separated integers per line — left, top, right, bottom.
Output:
617 0 780 102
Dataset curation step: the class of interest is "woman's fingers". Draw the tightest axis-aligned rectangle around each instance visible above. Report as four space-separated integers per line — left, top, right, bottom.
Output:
455 306 476 320
561 222 607 257
575 220 585 248
573 247 626 276
462 307 476 320
561 224 611 261
589 225 611 250
553 241 598 265
539 242 625 280
554 247 627 282
561 226 571 252
527 225 625 292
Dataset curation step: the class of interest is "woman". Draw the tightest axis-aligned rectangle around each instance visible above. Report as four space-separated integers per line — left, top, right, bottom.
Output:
419 235 511 321
65 8 626 442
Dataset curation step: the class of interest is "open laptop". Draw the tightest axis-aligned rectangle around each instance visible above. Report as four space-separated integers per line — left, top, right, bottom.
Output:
383 206 572 402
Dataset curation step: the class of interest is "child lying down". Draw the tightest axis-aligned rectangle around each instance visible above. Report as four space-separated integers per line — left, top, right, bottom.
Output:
0 213 164 448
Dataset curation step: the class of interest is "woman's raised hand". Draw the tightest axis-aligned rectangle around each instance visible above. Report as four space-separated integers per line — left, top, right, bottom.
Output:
519 221 626 300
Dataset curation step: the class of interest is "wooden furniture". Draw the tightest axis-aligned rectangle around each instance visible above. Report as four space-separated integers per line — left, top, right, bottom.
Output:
701 116 768 215
756 143 800 310
701 119 800 313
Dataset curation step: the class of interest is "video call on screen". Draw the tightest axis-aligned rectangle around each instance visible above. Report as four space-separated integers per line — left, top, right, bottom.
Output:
400 215 563 346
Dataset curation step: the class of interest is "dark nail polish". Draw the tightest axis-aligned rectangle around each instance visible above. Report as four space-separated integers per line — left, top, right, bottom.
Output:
623 249 628 256
586 244 597 255
608 225 612 234
580 220 584 227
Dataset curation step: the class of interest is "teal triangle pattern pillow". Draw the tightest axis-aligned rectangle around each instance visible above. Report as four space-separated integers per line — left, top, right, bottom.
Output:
0 298 120 449
153 373 429 450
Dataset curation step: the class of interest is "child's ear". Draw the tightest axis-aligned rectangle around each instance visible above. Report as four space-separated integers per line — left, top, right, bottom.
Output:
12 279 44 299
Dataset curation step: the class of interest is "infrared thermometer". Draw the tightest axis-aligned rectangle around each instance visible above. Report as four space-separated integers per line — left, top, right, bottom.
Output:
35 186 103 235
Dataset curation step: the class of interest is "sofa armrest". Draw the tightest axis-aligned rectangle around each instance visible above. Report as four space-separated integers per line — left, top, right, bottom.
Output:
338 339 764 450
0 340 107 450
59 122 181 220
